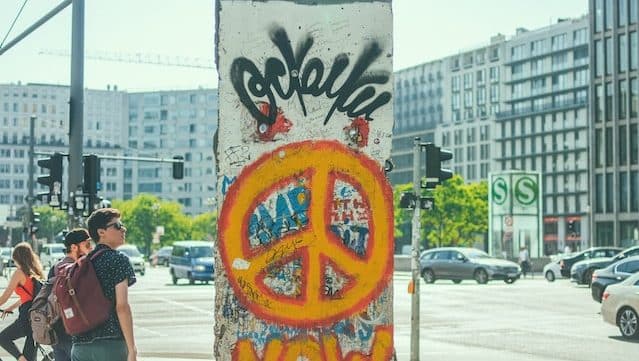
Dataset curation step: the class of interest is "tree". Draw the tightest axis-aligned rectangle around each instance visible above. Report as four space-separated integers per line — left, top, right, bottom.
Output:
392 183 414 250
421 175 488 248
393 175 488 250
33 206 67 242
112 194 191 257
191 211 218 242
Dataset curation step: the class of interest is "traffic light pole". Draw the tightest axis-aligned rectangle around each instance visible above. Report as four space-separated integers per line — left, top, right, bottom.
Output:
27 115 36 245
410 137 421 361
68 0 85 228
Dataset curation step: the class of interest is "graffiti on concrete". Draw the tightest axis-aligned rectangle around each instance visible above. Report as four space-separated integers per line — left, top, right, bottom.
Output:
219 140 393 327
230 26 391 129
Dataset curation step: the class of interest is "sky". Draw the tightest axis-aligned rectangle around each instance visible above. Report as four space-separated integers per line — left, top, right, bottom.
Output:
0 0 588 92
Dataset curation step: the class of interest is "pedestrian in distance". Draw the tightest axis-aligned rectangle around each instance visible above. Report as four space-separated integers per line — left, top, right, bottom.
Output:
48 229 94 361
71 208 137 361
518 246 531 278
0 242 45 361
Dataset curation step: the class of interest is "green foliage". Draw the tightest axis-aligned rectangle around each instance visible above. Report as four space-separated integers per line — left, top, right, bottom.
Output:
191 211 218 242
392 183 413 240
33 206 67 241
112 194 191 255
422 175 488 248
393 175 488 249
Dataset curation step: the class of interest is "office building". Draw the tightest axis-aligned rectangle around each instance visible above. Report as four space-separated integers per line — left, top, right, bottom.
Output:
589 0 639 247
497 16 590 254
126 90 218 215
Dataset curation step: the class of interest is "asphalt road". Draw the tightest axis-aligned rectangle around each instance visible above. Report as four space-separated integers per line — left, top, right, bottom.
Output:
0 267 636 360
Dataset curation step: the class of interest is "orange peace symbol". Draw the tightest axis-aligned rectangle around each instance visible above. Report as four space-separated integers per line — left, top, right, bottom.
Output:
219 140 393 327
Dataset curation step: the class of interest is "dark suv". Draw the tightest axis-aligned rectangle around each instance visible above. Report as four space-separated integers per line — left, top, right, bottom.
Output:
559 247 622 278
570 245 639 285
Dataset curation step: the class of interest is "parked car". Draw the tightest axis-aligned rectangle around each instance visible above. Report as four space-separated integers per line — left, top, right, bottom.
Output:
543 253 572 282
571 246 639 285
169 241 214 285
39 243 66 268
591 255 639 302
601 270 639 339
419 247 521 284
117 244 146 276
0 247 13 269
559 247 623 278
154 246 173 267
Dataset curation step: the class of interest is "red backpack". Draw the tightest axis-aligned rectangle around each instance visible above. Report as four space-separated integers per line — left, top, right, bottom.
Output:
53 249 111 335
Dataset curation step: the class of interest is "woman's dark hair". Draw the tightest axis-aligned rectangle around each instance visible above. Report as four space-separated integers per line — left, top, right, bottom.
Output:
87 208 121 241
12 242 45 280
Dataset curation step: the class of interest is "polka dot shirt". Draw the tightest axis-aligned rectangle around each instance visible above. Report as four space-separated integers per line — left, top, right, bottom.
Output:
73 244 136 344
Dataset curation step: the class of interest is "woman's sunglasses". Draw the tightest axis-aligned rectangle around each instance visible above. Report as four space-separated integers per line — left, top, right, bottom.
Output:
105 221 125 230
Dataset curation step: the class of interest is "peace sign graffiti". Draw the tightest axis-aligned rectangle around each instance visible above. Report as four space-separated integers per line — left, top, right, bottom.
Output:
219 140 394 327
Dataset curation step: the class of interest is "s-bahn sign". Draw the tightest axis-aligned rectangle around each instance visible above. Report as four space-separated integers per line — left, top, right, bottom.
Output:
489 172 541 216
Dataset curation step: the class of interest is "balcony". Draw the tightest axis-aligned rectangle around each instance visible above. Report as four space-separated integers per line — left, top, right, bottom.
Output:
496 98 588 120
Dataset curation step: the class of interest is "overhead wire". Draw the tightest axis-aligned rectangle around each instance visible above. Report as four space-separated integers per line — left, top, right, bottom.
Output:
0 0 30 48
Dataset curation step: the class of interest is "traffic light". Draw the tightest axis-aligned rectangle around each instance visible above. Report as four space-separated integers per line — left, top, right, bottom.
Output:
37 152 63 205
399 192 416 209
83 155 101 211
30 210 40 235
172 155 184 179
423 143 453 189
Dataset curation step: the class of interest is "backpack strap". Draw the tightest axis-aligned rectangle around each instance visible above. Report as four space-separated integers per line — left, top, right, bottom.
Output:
90 248 108 259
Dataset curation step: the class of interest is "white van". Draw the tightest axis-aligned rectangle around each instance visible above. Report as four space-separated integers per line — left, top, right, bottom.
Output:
39 243 66 268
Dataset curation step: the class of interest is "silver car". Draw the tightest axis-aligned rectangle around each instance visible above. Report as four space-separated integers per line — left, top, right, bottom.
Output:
420 247 522 284
601 270 639 339
117 245 146 276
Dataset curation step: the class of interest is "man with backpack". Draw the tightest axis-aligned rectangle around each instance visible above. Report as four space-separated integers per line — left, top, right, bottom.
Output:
46 228 93 361
71 208 137 361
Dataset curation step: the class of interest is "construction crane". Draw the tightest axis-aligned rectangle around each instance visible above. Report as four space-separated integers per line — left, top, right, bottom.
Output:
39 48 215 69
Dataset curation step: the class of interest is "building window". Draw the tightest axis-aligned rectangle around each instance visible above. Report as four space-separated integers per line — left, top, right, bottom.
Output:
620 172 628 212
606 0 614 30
631 170 639 211
620 125 628 165
463 73 473 89
489 67 499 82
595 40 604 77
631 32 638 70
490 85 499 102
605 37 613 75
595 129 604 167
606 173 614 212
551 33 566 51
595 0 604 32
596 174 604 212
632 78 639 117
606 127 614 166
632 0 638 23
631 124 639 164
620 34 628 72
620 0 628 27
620 79 628 119
574 28 588 45
606 82 613 122
595 84 604 122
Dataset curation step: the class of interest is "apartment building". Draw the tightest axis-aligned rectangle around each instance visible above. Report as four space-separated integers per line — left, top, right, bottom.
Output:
0 83 218 218
497 16 590 254
390 60 445 186
440 35 507 183
391 16 591 254
0 82 127 210
125 90 218 215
